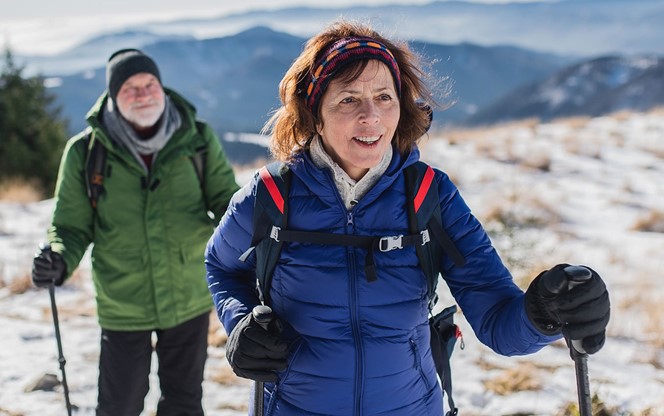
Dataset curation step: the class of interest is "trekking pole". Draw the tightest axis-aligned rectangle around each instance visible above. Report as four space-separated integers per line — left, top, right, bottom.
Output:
41 243 73 416
49 284 73 416
252 305 273 416
554 265 593 416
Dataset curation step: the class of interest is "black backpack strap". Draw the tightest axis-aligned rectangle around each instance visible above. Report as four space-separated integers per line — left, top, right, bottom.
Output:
191 147 206 189
271 227 428 283
191 121 210 211
429 305 463 416
404 162 466 304
84 129 107 209
240 162 292 304
191 145 209 211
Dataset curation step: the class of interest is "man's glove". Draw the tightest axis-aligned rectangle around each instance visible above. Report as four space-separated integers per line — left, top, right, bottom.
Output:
226 311 288 382
32 243 67 288
525 264 610 354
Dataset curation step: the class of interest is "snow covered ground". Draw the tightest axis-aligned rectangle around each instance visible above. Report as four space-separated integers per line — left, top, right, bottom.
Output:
1 110 664 415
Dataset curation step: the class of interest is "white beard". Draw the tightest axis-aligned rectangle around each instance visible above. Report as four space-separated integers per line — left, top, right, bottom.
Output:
119 99 165 128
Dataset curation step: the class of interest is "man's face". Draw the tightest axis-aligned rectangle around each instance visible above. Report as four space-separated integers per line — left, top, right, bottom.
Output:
115 73 165 129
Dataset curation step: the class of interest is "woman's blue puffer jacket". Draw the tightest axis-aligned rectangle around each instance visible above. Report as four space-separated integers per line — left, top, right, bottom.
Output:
205 147 558 416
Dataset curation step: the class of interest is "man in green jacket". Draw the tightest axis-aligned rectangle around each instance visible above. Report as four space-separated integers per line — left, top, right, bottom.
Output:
31 49 239 415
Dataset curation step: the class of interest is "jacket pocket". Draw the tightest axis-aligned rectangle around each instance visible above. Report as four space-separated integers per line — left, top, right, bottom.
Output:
409 338 432 391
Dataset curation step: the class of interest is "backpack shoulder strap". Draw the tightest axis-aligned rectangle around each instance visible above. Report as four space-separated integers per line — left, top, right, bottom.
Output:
247 161 292 304
191 121 210 211
84 129 107 209
405 161 466 294
191 148 206 188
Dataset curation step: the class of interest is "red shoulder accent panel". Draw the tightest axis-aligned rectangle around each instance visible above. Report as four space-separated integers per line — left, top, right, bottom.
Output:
413 165 435 213
259 167 285 214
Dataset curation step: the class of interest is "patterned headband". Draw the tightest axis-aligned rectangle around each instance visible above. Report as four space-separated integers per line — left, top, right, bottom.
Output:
305 36 402 114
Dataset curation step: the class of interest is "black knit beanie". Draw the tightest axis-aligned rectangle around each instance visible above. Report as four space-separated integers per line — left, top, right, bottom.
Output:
106 49 161 101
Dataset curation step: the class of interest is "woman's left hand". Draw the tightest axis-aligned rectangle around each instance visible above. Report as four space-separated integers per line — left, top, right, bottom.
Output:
524 264 610 354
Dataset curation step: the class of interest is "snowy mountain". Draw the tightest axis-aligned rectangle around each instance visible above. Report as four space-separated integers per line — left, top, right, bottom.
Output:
467 55 664 125
23 31 195 77
44 26 570 140
2 109 664 415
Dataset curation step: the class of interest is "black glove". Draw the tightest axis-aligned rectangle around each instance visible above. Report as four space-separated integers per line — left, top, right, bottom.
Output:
226 311 288 382
32 244 67 288
525 264 610 354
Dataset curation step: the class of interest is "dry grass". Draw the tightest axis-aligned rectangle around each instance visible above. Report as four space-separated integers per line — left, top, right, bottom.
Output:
482 361 542 395
475 354 507 372
208 311 228 348
557 116 592 129
512 260 557 292
208 364 244 386
214 402 249 413
615 278 664 351
642 303 664 349
482 191 561 231
559 126 605 159
37 295 97 321
440 118 540 145
6 272 34 295
631 209 664 233
0 177 44 202
557 393 621 416
0 408 25 416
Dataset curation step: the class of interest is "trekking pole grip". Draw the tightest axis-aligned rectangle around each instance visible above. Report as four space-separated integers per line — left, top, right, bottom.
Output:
252 305 273 416
252 305 273 330
563 265 592 354
562 265 593 416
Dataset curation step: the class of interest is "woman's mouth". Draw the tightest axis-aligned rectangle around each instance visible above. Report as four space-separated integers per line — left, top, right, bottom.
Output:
354 135 381 145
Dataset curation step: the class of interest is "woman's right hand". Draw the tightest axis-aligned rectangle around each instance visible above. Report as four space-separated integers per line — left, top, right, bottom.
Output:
225 311 289 382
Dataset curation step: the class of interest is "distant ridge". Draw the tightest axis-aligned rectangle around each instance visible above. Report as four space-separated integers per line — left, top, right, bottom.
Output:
466 55 664 125
46 26 571 139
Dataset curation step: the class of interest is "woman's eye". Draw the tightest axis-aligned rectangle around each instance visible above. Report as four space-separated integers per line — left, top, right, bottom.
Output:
378 94 392 101
340 97 356 104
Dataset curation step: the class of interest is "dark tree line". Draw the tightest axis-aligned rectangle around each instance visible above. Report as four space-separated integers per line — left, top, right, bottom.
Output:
0 48 69 198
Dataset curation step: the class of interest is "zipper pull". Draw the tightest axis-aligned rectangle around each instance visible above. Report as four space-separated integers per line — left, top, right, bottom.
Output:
347 212 353 226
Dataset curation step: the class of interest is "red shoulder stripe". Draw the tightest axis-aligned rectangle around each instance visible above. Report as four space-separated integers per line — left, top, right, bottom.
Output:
259 167 285 214
413 165 435 213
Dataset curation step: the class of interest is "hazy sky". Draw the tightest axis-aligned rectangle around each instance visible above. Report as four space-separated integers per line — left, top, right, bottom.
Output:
0 0 553 55
1 0 550 19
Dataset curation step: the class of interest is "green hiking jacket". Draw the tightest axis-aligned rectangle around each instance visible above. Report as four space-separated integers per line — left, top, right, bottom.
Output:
47 89 239 330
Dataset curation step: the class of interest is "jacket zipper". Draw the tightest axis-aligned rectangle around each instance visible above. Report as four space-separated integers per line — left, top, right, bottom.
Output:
346 211 364 416
409 338 431 390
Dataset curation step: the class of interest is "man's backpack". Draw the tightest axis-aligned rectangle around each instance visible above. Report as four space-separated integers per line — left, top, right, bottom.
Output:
82 123 209 209
242 160 467 415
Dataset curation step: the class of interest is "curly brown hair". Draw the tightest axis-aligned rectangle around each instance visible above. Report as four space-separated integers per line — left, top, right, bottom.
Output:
263 20 437 162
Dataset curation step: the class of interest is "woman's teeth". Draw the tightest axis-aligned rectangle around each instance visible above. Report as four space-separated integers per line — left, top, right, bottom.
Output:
355 136 380 144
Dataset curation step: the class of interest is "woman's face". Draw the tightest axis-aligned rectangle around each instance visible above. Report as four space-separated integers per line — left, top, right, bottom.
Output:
317 60 400 181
